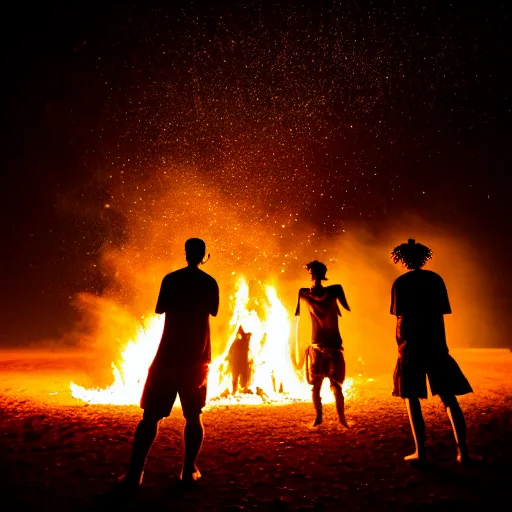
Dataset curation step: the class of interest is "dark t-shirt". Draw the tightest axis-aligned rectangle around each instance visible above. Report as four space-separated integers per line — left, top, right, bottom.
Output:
295 284 350 349
390 269 451 317
390 270 452 356
154 266 219 366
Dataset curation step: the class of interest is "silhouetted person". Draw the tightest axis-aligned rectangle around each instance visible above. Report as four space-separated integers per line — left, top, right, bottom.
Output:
390 238 475 465
118 238 219 490
228 326 252 394
295 260 351 427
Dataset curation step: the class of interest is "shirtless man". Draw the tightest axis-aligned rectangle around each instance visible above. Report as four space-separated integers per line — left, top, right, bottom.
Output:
295 260 351 427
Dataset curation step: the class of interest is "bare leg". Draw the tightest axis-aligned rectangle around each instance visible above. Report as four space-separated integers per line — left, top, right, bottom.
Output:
312 379 323 426
120 414 159 488
404 398 426 463
440 394 472 463
330 380 348 427
181 414 204 482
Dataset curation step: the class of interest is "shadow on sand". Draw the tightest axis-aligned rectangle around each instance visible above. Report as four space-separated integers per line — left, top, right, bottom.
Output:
82 475 204 511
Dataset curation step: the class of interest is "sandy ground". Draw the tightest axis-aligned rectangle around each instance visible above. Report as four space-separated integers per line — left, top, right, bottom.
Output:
0 349 511 511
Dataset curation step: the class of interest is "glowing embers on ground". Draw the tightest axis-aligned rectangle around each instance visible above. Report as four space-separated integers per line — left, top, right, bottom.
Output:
69 276 353 406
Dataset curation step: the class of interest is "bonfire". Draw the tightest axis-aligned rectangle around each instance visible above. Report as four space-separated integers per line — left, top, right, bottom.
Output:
70 277 352 406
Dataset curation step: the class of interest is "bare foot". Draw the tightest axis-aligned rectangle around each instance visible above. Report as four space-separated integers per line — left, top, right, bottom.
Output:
180 465 202 484
404 452 427 465
457 452 483 466
338 416 350 428
116 471 143 492
308 416 323 430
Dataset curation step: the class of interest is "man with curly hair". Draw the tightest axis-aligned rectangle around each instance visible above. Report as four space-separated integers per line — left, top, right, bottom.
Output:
390 238 475 465
295 260 351 428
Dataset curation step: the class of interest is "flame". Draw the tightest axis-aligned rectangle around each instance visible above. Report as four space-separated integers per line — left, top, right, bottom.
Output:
70 276 353 406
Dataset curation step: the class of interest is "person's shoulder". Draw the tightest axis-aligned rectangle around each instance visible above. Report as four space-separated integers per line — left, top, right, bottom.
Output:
422 269 445 282
392 273 407 286
323 284 341 295
197 268 218 285
298 287 309 295
161 271 175 282
165 267 187 279
162 267 190 284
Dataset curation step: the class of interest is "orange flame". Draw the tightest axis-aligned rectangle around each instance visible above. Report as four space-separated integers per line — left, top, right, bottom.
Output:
70 276 353 406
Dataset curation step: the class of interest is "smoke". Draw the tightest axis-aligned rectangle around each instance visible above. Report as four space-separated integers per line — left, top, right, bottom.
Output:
66 169 498 386
288 218 495 368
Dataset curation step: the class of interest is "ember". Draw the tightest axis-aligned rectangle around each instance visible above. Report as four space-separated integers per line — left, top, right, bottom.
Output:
70 276 353 405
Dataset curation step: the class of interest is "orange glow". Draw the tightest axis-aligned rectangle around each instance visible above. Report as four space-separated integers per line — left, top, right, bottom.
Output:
70 276 353 406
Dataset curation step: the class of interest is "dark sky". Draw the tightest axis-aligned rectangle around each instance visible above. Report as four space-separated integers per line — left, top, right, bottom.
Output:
1 1 510 346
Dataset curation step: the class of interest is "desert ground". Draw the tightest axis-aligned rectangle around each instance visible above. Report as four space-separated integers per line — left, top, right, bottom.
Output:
0 348 511 511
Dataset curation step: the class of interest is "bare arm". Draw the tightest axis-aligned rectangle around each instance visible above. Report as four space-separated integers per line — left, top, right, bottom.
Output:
337 285 350 312
155 277 168 314
390 282 397 316
294 290 302 317
210 280 220 317
292 290 306 370
438 277 452 315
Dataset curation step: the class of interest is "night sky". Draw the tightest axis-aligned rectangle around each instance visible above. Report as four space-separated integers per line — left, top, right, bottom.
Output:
1 1 510 347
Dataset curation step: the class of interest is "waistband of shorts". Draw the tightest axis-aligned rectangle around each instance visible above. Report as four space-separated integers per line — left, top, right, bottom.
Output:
310 343 343 351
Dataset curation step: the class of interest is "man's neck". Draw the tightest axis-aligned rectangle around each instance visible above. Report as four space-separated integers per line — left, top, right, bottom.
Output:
311 280 324 291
